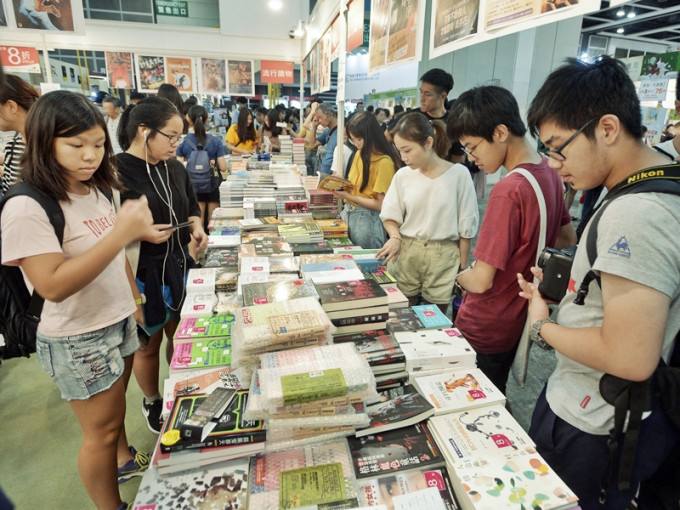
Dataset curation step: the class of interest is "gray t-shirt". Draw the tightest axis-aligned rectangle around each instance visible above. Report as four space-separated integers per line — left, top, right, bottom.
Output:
546 192 680 435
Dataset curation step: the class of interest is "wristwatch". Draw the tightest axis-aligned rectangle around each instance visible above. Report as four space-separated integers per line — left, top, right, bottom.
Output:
529 317 555 350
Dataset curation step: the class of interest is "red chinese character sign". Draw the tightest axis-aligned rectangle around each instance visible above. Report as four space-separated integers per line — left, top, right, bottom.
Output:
0 45 40 73
260 61 295 84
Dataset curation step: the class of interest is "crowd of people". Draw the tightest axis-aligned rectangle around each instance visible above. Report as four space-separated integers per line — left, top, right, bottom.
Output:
0 57 678 510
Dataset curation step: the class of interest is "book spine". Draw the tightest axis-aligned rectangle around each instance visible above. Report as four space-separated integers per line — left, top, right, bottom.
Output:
160 429 267 452
331 313 390 327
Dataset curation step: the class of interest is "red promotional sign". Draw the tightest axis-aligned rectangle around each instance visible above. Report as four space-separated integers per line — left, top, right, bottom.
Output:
0 45 41 73
260 60 295 84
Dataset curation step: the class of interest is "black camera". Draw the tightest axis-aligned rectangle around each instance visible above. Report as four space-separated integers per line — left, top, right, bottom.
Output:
536 246 576 302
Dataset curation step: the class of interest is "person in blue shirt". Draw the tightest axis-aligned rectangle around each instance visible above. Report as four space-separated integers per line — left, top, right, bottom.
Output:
306 103 338 178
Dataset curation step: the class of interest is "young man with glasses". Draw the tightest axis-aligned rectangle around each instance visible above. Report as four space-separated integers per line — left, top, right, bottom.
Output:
518 56 680 509
447 85 576 396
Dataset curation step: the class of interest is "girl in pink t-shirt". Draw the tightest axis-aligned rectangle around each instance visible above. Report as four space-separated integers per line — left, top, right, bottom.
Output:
0 91 156 510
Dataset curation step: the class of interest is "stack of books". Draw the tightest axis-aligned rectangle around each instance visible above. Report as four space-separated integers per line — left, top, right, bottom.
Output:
277 221 324 244
250 343 378 447
307 188 338 216
292 137 306 167
314 218 348 238
315 279 389 335
278 134 293 159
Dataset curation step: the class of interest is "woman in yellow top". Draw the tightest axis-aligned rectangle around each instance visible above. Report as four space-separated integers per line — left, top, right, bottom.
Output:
225 108 257 154
332 112 400 249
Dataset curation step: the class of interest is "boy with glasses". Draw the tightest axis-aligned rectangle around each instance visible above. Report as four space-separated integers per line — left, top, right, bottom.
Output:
518 56 680 509
447 85 576 396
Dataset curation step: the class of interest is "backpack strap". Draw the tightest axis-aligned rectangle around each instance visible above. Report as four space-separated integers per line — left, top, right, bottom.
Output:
0 182 65 321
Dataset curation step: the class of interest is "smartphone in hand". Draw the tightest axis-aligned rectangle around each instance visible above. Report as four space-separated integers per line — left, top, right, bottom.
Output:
159 220 194 231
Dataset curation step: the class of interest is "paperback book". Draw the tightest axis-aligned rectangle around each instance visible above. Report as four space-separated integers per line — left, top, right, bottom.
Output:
169 338 232 373
412 304 453 329
174 314 235 340
428 404 534 467
241 279 319 307
412 369 506 415
356 384 435 437
393 328 477 374
185 268 216 294
450 447 578 510
161 390 265 452
300 260 365 284
333 329 406 370
386 307 425 333
289 240 334 256
348 422 444 478
318 174 354 192
162 366 242 419
315 279 388 312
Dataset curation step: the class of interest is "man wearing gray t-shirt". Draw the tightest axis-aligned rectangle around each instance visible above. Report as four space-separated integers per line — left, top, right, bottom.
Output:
518 58 680 509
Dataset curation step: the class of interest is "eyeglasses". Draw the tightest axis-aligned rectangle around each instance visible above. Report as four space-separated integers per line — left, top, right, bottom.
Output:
461 138 485 159
149 127 182 145
540 117 599 162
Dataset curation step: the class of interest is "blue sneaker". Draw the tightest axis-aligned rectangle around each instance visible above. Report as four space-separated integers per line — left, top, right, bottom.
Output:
118 446 149 484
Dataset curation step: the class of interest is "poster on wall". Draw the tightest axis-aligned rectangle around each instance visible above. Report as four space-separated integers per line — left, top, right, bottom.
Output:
432 0 479 50
386 0 420 64
330 15 340 61
227 60 254 96
11 0 80 31
368 0 390 72
642 105 667 145
319 29 332 93
641 52 680 78
0 45 41 72
199 58 226 95
347 0 364 53
309 46 319 96
261 60 295 84
135 55 166 93
485 0 536 30
105 52 134 89
166 56 194 92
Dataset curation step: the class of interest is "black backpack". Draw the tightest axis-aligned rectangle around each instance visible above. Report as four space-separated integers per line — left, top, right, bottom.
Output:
0 183 65 361
575 165 680 499
185 135 221 194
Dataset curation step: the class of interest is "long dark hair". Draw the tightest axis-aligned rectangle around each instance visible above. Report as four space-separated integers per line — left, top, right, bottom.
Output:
391 112 450 159
21 91 119 202
346 112 400 192
157 83 188 133
264 110 282 137
118 96 182 152
0 75 39 112
237 108 256 143
187 105 209 146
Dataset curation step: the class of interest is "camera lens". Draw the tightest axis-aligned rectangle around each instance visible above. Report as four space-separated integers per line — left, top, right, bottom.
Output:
537 249 552 269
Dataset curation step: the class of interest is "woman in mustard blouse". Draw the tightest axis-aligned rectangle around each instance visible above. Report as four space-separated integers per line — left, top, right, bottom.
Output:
225 108 257 155
332 112 400 249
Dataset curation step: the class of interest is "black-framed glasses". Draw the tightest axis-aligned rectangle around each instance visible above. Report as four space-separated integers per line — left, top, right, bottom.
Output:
461 138 485 159
541 117 599 161
149 127 182 145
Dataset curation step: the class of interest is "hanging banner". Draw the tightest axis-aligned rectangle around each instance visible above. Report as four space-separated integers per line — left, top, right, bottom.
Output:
227 60 254 96
0 45 40 73
347 0 364 52
105 52 134 89
368 0 390 72
309 46 319 96
135 55 166 93
166 56 195 92
387 0 419 64
641 52 680 78
432 0 479 51
642 105 667 145
199 58 226 95
260 60 295 84
11 0 78 31
330 15 340 61
430 0 598 59
319 29 332 93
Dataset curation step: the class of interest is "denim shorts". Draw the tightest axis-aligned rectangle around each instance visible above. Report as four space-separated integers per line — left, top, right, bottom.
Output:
36 316 138 401
341 203 387 250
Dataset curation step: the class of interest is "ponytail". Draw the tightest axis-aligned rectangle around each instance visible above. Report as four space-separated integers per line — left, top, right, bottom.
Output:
431 120 451 159
392 112 451 159
188 105 208 146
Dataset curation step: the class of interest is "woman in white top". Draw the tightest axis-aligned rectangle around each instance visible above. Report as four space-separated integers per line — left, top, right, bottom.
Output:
377 112 479 314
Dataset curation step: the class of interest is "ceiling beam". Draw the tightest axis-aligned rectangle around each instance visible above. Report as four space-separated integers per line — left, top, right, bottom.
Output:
582 5 680 35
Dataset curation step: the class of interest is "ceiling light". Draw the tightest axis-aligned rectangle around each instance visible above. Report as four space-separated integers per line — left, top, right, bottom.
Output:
616 9 625 17
268 0 282 11
617 27 625 33
627 11 636 18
